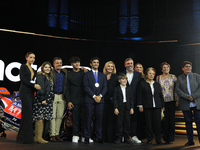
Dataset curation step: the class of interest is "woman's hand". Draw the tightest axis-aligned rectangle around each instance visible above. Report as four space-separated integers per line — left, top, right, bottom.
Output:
162 107 165 111
139 106 143 112
42 100 46 105
114 108 119 115
34 84 41 90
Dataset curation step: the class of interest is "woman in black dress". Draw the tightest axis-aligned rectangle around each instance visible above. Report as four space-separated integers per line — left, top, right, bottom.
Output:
33 61 54 144
102 61 118 143
137 67 165 144
17 52 41 144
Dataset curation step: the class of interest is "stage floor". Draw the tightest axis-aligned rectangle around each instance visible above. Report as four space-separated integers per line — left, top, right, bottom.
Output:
0 131 200 150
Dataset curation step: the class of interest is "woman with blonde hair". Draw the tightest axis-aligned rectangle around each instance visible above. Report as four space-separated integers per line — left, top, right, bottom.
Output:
134 63 145 79
137 67 165 144
33 61 54 144
102 61 119 143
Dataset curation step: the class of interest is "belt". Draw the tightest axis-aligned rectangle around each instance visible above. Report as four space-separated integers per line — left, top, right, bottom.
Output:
54 92 63 95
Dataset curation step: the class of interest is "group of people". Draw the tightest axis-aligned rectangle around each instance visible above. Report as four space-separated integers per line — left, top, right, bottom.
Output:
16 51 200 147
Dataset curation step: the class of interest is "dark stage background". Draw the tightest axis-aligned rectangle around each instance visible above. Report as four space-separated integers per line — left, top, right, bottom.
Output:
0 0 200 93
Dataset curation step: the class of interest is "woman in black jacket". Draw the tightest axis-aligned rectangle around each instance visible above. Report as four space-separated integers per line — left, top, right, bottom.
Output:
33 61 54 144
137 67 165 144
102 61 118 143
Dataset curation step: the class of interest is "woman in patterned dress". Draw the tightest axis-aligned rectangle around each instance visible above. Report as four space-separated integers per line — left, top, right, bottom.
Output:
156 62 177 144
33 61 54 144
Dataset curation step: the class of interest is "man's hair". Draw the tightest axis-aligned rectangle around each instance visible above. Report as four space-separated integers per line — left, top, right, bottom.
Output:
182 61 192 68
53 57 62 64
90 57 100 63
69 56 81 64
118 74 128 80
124 58 133 64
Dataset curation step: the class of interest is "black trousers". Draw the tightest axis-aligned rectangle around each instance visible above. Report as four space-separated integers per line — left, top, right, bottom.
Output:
183 107 200 142
163 101 175 142
130 106 137 137
102 101 116 142
116 103 130 140
72 102 85 136
144 108 161 142
84 103 104 139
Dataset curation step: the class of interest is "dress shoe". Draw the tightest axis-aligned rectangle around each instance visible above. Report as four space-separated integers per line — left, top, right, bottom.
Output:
115 139 121 144
147 140 152 144
96 138 104 143
165 141 173 144
55 135 63 142
84 137 89 144
125 139 134 144
50 136 56 142
156 141 163 145
185 141 194 146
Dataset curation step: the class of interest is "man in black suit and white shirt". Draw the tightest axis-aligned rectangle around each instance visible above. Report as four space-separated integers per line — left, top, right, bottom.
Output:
119 58 141 143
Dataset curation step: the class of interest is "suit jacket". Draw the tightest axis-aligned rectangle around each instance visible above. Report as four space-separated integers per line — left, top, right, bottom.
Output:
65 69 85 105
113 86 134 111
52 68 68 100
137 80 165 109
176 72 200 110
119 70 141 105
105 74 119 102
83 70 107 104
19 64 36 92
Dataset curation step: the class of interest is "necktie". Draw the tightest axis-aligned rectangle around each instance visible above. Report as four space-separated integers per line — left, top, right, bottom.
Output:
187 74 191 95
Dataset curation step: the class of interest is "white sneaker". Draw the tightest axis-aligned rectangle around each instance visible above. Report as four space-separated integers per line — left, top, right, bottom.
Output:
72 136 79 143
89 138 94 143
81 137 94 143
132 136 142 143
122 137 124 142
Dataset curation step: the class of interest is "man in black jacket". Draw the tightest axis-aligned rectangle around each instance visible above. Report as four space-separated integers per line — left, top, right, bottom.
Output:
119 58 141 143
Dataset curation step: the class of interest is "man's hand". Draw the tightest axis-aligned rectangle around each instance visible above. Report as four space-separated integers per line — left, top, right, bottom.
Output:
130 109 134 115
68 102 74 110
188 95 194 102
94 95 101 103
175 101 179 107
139 106 143 112
81 67 88 73
114 108 119 115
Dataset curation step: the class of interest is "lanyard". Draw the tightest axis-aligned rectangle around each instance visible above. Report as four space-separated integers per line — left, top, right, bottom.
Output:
92 70 98 83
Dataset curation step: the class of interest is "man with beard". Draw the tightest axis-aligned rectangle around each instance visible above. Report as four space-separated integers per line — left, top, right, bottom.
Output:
119 58 142 143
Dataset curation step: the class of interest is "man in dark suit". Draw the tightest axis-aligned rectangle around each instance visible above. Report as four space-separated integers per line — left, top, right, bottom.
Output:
113 74 134 144
83 57 107 144
176 61 200 146
119 58 141 143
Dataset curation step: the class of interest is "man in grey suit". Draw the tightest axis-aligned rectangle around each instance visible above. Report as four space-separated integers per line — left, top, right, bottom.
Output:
176 61 200 146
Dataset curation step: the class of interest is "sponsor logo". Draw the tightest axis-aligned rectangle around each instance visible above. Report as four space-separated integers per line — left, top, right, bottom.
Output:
0 60 90 82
